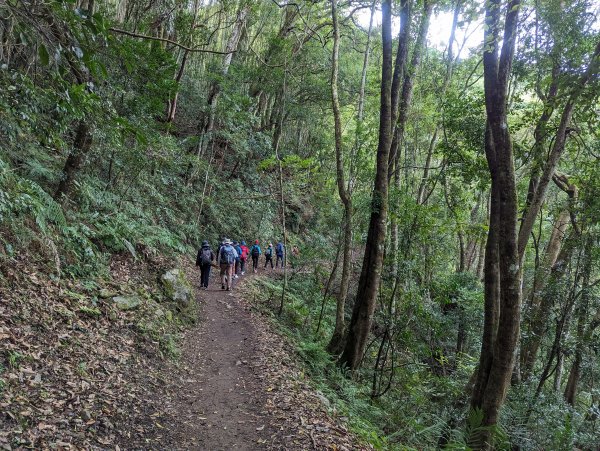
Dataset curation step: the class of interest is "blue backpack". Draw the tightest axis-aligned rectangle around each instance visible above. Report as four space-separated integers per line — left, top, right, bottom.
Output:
220 245 235 265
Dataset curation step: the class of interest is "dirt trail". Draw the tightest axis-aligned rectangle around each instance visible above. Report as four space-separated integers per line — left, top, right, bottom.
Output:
126 267 365 450
150 272 272 450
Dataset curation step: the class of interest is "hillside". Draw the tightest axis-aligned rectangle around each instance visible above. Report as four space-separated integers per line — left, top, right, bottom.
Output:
1 0 600 449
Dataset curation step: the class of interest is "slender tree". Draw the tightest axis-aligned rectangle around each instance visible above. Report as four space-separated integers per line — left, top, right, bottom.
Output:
339 0 394 371
470 1 522 445
326 0 352 354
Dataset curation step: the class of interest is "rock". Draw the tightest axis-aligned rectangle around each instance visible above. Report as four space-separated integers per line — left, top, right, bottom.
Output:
315 391 330 408
99 288 117 299
112 295 142 310
81 410 92 421
161 269 193 305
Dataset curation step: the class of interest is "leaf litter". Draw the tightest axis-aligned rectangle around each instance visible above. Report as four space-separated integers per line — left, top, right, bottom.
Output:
1 254 368 450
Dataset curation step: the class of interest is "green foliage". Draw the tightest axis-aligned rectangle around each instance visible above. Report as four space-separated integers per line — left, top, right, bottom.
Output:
1 0 599 448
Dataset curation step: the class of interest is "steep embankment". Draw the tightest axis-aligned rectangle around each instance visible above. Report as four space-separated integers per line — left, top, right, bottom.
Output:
0 252 195 449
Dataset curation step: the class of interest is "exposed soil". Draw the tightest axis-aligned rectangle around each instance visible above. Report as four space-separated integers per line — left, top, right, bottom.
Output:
126 266 366 450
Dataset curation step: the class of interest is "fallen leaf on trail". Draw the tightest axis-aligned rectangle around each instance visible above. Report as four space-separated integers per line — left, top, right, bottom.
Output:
256 425 265 431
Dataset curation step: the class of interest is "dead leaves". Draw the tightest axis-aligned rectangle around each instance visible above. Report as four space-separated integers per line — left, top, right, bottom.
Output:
0 253 183 449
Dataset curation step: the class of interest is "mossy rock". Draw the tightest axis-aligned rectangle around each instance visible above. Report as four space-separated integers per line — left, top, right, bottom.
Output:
161 269 193 306
99 288 117 299
112 295 142 310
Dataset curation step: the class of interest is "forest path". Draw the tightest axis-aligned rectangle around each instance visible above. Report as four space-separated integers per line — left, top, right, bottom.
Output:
155 270 272 450
133 267 364 450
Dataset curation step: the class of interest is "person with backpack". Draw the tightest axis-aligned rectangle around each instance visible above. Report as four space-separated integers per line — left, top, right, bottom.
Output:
233 241 243 278
195 240 215 289
249 240 261 273
276 240 285 268
239 241 250 275
218 238 238 290
264 243 274 269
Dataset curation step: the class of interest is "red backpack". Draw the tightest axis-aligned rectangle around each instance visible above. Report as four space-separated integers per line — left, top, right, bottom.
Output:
240 245 249 261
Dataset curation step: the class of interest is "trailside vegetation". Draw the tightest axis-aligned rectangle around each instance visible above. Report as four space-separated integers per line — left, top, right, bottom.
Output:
1 0 600 449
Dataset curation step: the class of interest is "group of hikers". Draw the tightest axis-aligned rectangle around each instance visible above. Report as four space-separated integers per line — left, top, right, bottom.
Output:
195 238 290 291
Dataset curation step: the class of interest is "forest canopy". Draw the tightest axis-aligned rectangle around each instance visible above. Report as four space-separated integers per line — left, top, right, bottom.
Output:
1 0 600 449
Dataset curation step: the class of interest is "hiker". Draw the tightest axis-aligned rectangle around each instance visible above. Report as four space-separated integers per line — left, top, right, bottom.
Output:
249 240 261 273
195 240 215 289
276 240 285 268
239 241 249 275
264 243 274 269
233 241 243 278
218 238 238 290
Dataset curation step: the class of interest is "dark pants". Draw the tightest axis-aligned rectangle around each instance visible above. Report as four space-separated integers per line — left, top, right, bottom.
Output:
200 263 211 288
276 254 284 268
252 255 259 270
240 259 246 273
265 256 273 268
235 260 240 275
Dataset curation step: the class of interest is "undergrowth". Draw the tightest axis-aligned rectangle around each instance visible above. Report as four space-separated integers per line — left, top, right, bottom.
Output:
243 273 593 450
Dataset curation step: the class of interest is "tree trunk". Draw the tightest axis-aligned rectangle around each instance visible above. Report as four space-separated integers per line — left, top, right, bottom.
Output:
275 72 288 317
316 242 341 334
327 0 352 354
388 0 432 180
388 0 431 328
417 0 461 205
339 0 393 372
55 121 93 199
201 5 249 152
518 40 600 261
564 236 597 405
470 2 522 446
520 211 571 379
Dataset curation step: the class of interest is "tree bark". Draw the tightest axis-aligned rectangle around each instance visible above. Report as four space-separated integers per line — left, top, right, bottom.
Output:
470 1 522 446
327 0 352 354
417 0 461 204
388 0 432 180
339 0 393 372
520 211 571 379
200 4 249 152
564 237 599 405
55 121 93 199
388 0 431 326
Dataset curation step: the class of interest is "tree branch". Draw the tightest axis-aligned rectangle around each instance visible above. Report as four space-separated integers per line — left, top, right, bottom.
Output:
109 28 236 55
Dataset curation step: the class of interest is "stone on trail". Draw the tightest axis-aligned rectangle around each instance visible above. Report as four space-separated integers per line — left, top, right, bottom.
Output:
315 391 331 408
